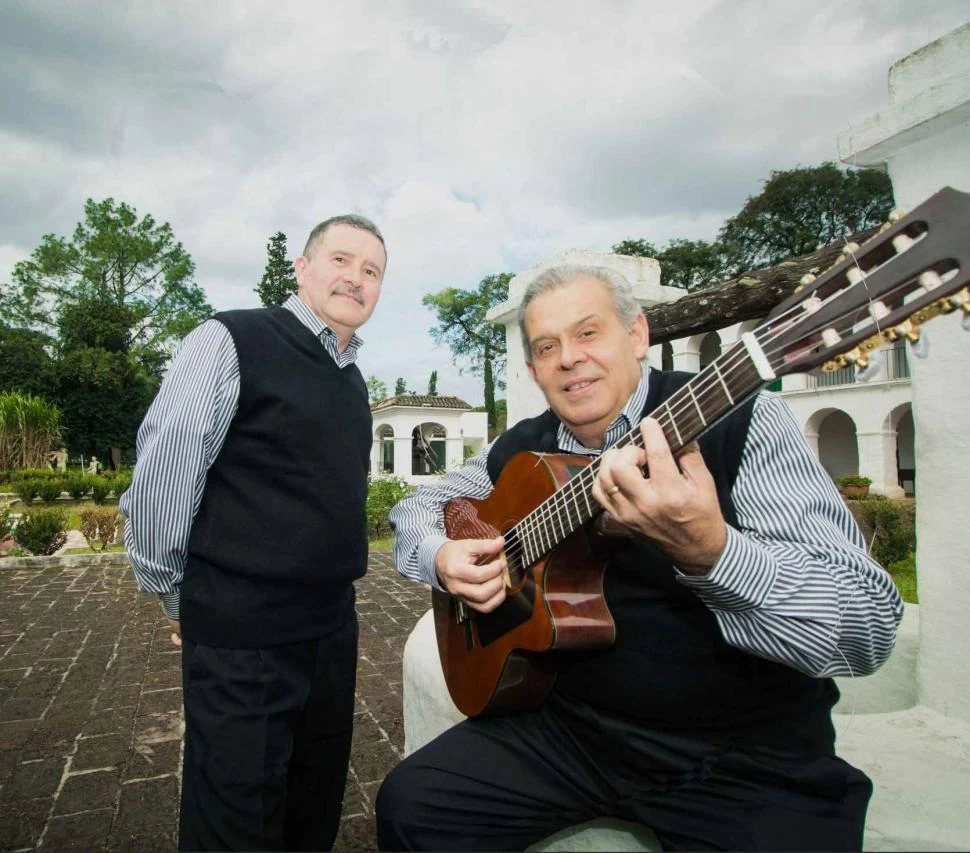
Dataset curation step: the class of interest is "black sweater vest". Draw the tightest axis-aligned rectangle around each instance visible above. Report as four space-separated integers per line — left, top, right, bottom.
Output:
181 307 371 648
487 371 838 748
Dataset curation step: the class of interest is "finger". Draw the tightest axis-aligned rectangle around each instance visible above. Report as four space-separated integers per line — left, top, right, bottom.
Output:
676 441 712 484
171 633 182 648
469 586 508 614
454 573 507 605
638 418 680 481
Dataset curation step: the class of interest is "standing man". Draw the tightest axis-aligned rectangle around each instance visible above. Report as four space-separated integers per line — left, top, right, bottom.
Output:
378 264 902 851
121 215 387 851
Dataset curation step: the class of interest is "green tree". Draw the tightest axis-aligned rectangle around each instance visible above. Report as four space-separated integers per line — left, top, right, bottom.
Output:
0 198 211 354
423 272 511 433
612 238 726 292
255 231 298 307
0 324 56 396
427 370 438 396
0 198 211 460
366 375 388 403
394 377 407 396
718 163 893 272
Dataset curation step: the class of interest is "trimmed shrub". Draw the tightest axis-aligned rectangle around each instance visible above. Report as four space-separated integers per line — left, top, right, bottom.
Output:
14 508 68 556
1 500 14 541
90 478 111 504
65 475 90 500
366 476 410 539
14 478 42 505
78 508 121 552
109 470 133 497
855 497 915 567
37 479 65 504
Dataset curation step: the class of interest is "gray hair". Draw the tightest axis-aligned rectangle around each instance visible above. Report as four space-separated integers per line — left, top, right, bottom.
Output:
303 214 386 261
518 264 643 361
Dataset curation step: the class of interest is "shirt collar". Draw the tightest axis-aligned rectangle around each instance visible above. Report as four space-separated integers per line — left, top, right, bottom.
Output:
283 294 365 354
556 364 651 456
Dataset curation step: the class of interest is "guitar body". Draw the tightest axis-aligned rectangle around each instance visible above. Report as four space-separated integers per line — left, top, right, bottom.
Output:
434 451 616 717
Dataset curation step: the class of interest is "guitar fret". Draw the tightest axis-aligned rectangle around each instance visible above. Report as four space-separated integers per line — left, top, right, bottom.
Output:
712 360 734 404
687 383 707 426
664 402 684 447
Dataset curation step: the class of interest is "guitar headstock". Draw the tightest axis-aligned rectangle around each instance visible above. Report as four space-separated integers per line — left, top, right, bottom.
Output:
761 186 970 377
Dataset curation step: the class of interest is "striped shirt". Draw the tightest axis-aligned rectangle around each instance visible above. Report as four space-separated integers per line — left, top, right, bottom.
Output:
388 366 903 679
119 295 363 620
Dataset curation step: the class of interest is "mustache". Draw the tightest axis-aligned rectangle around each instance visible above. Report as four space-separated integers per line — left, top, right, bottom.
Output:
333 284 365 305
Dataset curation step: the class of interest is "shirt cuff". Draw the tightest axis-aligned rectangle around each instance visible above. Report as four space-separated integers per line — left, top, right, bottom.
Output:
675 526 776 611
159 591 180 621
417 535 451 590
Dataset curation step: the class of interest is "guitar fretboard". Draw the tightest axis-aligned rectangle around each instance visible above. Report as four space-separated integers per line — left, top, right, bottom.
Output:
505 338 767 569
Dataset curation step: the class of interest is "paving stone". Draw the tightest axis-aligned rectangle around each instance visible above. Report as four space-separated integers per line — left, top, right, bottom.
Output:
54 768 121 815
0 757 66 801
38 808 112 852
72 733 129 772
124 738 181 781
0 795 51 849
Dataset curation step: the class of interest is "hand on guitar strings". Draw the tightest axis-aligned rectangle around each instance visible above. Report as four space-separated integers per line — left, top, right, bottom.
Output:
591 417 727 576
434 536 508 613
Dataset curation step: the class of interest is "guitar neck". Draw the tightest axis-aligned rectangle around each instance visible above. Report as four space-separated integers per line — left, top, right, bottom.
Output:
510 340 767 566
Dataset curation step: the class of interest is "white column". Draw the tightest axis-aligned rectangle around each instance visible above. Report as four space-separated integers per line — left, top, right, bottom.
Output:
669 338 701 373
370 440 381 476
803 429 821 460
857 429 904 498
393 437 412 479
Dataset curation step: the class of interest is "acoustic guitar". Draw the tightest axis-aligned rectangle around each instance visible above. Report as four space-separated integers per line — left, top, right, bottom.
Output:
433 186 970 718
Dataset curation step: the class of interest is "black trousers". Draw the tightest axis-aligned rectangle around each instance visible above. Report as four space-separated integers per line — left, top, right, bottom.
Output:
178 615 358 852
376 692 872 852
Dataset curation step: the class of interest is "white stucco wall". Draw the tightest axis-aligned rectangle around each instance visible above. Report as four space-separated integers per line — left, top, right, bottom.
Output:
840 21 970 721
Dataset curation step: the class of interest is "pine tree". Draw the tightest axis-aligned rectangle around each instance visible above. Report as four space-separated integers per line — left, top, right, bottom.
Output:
428 370 438 396
255 232 298 307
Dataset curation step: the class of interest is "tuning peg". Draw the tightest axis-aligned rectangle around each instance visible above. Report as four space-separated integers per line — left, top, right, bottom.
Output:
855 350 884 383
962 303 970 332
888 208 905 223
906 329 930 359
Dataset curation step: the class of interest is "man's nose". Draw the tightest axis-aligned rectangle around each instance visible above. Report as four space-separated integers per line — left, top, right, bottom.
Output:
558 340 583 368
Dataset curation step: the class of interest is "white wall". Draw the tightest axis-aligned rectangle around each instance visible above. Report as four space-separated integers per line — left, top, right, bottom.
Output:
840 21 970 721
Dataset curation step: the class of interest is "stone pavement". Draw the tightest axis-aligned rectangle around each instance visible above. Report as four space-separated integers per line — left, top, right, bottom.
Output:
0 551 431 852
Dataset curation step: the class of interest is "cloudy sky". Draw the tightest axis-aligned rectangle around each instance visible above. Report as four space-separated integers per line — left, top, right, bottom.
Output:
2 0 967 404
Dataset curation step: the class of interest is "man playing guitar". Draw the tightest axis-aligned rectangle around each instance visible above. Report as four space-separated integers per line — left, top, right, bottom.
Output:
378 263 902 851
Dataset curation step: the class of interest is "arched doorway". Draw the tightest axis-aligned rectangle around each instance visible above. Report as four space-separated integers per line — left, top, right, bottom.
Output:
412 422 446 475
815 410 859 479
376 424 394 474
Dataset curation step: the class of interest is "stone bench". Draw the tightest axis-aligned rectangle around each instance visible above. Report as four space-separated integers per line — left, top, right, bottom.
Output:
403 606 949 851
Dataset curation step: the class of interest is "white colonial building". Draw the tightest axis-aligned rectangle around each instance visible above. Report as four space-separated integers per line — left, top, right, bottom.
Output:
370 394 488 486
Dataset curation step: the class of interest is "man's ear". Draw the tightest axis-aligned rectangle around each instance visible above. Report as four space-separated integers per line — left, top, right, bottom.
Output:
293 255 308 283
526 360 537 383
631 314 649 359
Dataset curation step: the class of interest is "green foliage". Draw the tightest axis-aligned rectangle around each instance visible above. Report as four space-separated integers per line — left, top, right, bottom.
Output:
857 498 915 568
395 377 407 396
718 163 893 273
255 232 298 307
0 324 56 397
0 500 14 540
366 375 388 403
836 475 872 486
37 479 64 504
0 197 212 458
13 508 68 556
0 392 63 470
108 470 132 496
888 552 918 604
366 476 410 539
90 478 111 504
422 272 512 432
14 478 42 504
612 238 727 292
78 508 121 552
65 475 90 500
428 370 438 396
